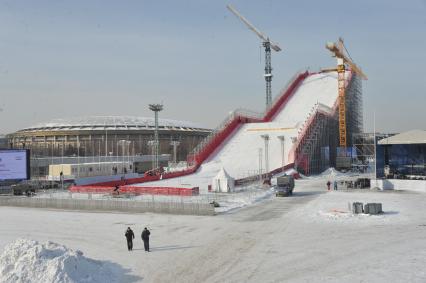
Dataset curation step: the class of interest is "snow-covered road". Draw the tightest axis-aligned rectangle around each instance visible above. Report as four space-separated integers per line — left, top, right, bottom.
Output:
1 178 426 282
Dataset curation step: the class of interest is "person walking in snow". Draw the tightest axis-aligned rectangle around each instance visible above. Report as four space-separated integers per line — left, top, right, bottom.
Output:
125 227 135 251
326 181 331 191
141 227 151 252
333 180 338 191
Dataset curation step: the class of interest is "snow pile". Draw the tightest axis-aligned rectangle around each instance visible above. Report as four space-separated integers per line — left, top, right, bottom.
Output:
303 167 364 181
215 187 274 213
0 239 120 283
319 167 355 178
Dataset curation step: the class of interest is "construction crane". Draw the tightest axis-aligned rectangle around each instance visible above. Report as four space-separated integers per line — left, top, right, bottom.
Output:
226 4 282 110
322 37 367 148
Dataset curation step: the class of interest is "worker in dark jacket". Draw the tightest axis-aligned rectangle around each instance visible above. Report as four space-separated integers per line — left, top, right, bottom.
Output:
141 227 151 252
125 227 135 251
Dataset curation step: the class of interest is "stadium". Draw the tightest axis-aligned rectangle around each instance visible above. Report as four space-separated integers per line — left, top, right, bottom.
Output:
8 116 211 159
7 116 211 176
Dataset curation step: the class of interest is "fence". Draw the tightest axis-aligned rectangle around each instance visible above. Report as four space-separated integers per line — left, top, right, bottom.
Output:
0 196 215 216
70 185 199 196
0 186 12 195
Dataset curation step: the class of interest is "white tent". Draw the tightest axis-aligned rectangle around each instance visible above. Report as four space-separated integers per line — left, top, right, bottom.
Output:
211 167 235 193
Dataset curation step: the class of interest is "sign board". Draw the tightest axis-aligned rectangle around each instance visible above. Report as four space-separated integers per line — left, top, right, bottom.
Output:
337 147 356 158
0 149 30 181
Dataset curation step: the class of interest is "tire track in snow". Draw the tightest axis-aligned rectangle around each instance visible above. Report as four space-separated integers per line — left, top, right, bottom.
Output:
152 188 323 282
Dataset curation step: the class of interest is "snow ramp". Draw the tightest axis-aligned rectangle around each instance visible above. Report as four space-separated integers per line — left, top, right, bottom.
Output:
127 71 346 192
73 70 349 192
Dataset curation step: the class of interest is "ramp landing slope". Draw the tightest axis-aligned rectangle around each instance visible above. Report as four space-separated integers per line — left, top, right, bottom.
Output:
136 71 348 192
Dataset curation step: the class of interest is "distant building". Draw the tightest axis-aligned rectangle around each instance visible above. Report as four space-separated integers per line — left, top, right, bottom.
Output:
8 116 211 159
7 116 211 177
377 130 426 179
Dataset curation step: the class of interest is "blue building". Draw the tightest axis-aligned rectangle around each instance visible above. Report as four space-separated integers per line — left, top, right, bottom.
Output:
377 130 426 179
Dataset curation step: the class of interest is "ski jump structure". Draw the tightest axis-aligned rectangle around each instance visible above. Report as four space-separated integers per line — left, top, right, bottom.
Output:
70 69 362 193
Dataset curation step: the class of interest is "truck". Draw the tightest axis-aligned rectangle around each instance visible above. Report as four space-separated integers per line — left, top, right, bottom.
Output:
274 175 295 197
11 180 38 196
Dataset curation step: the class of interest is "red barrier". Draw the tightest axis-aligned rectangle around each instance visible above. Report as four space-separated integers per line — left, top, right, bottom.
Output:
191 72 308 167
69 185 199 196
120 186 199 196
263 71 309 122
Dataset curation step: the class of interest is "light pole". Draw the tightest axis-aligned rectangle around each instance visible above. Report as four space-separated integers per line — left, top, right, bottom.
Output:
128 141 132 172
261 134 270 173
170 140 180 164
104 129 108 157
258 147 263 180
373 111 377 187
98 139 101 171
149 103 163 169
118 140 130 174
61 139 64 189
277 136 285 168
147 140 156 170
76 136 80 178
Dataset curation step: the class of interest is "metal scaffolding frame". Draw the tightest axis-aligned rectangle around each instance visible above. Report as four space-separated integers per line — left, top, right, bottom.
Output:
294 73 363 175
345 74 363 145
351 132 375 174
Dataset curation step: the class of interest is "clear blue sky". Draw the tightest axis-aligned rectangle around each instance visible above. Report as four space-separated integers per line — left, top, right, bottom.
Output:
0 0 425 133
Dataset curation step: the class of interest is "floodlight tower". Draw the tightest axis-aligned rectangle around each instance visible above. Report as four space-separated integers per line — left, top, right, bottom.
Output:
149 103 163 169
227 4 282 110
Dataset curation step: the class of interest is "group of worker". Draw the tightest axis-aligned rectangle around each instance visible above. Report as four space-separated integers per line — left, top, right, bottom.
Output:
326 180 338 191
125 227 151 252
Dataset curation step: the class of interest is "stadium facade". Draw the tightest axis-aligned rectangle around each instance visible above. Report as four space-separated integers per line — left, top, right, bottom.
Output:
7 116 211 162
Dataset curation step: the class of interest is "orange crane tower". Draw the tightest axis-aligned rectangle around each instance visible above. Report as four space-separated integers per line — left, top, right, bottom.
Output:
322 38 368 147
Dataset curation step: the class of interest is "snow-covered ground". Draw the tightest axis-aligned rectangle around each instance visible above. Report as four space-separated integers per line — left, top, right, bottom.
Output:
2 176 426 282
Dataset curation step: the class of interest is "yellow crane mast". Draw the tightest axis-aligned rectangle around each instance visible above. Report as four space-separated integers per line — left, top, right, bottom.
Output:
322 38 368 147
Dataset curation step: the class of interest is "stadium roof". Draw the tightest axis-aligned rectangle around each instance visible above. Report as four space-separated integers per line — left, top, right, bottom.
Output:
17 116 210 132
378 130 426 145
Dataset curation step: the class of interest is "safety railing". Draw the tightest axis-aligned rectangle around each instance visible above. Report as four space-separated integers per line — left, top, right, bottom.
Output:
264 70 309 121
189 108 263 160
290 70 356 173
188 70 309 167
